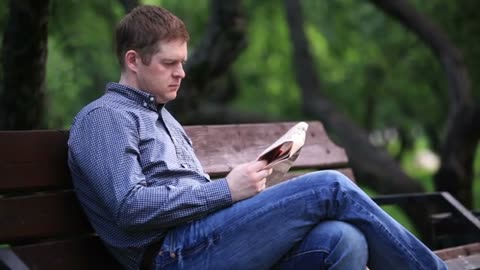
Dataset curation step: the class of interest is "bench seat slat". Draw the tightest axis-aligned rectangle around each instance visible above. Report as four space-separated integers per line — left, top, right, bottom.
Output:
0 122 348 192
434 242 480 260
0 130 70 192
0 170 353 244
10 236 120 270
186 121 348 177
1 122 478 269
0 191 93 243
443 254 480 270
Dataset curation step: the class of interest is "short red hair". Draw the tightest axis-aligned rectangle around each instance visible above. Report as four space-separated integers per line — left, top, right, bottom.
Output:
115 5 189 69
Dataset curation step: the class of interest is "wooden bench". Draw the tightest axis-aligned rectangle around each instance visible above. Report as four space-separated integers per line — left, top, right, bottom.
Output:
0 121 479 269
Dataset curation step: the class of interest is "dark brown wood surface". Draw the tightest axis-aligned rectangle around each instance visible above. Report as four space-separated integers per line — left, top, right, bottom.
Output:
1 122 478 269
435 242 480 260
0 121 352 269
0 121 348 192
443 254 480 270
186 121 348 177
0 130 70 192
12 236 121 269
0 191 92 243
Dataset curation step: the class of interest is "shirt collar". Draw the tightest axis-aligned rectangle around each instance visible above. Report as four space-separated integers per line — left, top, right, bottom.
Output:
106 82 164 112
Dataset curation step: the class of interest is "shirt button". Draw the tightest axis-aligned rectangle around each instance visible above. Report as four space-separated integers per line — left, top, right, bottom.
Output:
149 96 155 102
170 252 176 258
143 101 147 107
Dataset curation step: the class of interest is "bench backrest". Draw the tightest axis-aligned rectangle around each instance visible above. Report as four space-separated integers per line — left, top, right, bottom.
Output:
0 121 351 269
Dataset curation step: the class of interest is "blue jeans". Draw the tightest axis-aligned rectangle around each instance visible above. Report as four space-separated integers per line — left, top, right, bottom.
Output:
153 171 447 269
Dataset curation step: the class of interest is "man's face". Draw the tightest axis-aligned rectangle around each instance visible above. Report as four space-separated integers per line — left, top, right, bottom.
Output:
136 39 187 104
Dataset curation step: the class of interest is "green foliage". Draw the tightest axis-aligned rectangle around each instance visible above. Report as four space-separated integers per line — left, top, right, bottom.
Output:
143 0 210 47
44 0 213 127
474 149 480 210
38 0 477 138
398 136 436 191
232 1 302 119
46 0 123 127
303 0 448 134
2 0 478 207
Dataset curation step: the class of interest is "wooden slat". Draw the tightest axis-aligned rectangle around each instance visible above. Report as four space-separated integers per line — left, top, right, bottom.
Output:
0 121 348 192
0 130 71 192
0 191 93 243
444 254 480 270
0 122 350 269
9 236 121 270
0 170 355 243
186 121 348 176
434 242 480 260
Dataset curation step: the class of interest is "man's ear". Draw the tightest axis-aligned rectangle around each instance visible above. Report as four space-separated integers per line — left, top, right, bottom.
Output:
124 50 139 73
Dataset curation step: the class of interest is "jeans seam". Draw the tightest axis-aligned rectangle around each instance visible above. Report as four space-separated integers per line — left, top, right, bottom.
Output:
282 248 329 261
341 189 427 270
159 190 316 268
219 190 315 237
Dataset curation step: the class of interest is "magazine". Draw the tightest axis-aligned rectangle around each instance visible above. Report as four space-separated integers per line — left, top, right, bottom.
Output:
256 122 308 183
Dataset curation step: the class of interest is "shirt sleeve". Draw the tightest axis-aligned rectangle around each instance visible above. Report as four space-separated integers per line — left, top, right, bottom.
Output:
68 107 233 231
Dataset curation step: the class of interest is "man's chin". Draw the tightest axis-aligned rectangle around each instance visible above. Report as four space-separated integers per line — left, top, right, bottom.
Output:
164 92 178 103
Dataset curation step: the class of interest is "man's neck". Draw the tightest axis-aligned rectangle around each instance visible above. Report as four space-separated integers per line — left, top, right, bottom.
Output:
118 72 138 89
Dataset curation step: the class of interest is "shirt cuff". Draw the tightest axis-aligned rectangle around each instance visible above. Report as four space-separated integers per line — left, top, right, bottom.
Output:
201 178 233 209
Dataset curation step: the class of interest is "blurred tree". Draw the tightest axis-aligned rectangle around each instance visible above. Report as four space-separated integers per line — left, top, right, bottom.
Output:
0 0 478 213
119 0 139 13
232 1 302 119
283 0 430 238
46 0 122 127
169 0 265 124
370 0 479 208
0 0 49 130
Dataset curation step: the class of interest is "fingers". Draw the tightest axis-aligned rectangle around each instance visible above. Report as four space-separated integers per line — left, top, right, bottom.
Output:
254 168 270 194
254 159 269 168
257 177 267 192
260 168 272 179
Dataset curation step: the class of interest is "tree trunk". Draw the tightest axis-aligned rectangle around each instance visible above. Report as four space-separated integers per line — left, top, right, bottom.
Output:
118 0 138 13
0 0 49 130
283 0 432 238
368 0 478 208
169 0 248 124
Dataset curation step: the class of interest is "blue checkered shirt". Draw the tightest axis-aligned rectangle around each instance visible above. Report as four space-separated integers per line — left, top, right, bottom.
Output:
68 82 232 269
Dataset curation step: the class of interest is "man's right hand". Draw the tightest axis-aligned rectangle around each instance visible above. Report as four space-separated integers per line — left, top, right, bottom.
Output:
226 160 273 202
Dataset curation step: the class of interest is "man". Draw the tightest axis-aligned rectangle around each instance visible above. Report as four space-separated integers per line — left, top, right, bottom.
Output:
68 5 447 270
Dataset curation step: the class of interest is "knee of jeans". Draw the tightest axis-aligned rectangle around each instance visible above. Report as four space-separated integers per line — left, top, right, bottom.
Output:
321 221 368 258
306 170 356 190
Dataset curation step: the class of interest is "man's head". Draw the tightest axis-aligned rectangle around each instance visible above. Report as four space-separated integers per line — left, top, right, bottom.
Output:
116 6 189 103
115 5 189 69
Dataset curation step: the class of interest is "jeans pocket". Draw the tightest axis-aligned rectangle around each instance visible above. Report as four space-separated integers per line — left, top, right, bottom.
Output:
154 233 177 268
155 231 218 269
155 233 221 269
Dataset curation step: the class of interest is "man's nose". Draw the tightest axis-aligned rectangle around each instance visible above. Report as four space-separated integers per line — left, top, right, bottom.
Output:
173 64 185 78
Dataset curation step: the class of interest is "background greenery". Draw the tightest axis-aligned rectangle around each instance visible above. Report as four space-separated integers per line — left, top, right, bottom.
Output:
1 0 479 235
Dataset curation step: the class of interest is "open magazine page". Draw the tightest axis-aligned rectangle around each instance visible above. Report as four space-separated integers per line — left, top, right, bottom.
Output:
256 122 308 184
